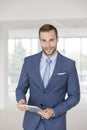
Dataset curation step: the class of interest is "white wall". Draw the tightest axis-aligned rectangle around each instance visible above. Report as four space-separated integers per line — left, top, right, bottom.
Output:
0 0 87 21
0 24 8 109
9 28 87 39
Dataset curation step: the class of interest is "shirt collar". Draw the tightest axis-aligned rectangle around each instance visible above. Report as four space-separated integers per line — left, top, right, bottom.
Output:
41 51 58 62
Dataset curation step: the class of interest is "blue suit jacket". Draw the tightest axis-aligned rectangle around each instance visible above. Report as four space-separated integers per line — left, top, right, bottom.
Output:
16 51 80 130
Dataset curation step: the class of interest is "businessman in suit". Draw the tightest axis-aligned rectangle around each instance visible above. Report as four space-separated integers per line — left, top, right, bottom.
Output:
16 24 80 130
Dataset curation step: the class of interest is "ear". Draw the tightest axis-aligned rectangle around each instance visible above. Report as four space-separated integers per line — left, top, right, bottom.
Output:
57 38 59 43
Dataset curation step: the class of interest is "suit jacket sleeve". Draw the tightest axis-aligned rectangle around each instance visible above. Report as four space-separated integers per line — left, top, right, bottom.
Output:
16 58 29 102
53 62 80 117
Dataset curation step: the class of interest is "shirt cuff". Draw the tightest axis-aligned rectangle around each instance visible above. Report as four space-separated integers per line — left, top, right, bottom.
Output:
52 109 55 117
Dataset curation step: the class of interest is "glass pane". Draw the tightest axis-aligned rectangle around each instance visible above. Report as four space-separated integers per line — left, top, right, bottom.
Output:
8 38 39 92
31 39 39 54
8 39 27 91
81 38 87 92
82 38 87 76
21 39 31 56
80 76 87 93
57 38 64 54
64 38 81 73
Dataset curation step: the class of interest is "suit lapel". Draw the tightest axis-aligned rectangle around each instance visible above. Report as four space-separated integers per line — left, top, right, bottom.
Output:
33 52 63 90
34 52 44 90
46 52 63 89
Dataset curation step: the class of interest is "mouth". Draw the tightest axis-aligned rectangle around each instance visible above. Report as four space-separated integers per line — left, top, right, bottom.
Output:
45 48 53 52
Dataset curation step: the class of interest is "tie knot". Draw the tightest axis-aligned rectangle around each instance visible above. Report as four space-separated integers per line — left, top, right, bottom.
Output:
46 58 51 64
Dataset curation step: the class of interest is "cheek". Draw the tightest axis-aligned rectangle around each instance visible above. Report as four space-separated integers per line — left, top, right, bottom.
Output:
40 42 44 48
50 42 57 48
41 44 46 48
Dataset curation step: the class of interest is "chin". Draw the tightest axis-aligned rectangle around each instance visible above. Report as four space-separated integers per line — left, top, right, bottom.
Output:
44 50 56 57
44 52 54 57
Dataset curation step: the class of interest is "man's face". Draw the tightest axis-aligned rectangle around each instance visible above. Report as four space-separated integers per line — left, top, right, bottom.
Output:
39 30 58 57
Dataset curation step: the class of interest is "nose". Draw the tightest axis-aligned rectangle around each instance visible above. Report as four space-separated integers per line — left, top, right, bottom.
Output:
45 42 51 47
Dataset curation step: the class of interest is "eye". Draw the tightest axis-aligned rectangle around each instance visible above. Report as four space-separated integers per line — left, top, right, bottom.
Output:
41 39 46 43
49 39 54 42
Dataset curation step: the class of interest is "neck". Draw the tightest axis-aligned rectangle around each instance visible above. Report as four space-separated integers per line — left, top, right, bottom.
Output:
45 50 57 58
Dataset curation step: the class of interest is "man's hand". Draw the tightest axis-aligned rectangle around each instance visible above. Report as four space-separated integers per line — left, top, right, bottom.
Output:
38 108 55 119
17 99 29 111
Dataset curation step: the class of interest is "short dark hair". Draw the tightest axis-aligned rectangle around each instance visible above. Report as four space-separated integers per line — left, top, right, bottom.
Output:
39 24 58 38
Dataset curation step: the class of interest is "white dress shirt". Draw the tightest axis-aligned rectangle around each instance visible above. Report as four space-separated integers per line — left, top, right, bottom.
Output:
40 51 58 81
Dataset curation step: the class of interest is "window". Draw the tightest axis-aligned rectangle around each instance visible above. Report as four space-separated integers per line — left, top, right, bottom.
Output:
8 37 87 93
8 38 39 92
81 38 87 92
58 37 87 93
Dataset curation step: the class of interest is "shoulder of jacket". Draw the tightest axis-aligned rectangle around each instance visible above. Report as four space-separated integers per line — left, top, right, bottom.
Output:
58 52 75 64
25 51 42 60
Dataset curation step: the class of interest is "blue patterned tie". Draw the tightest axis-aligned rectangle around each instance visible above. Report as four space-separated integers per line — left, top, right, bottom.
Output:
43 58 51 88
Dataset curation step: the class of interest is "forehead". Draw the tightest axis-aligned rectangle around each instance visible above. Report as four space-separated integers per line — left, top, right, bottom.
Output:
40 30 56 39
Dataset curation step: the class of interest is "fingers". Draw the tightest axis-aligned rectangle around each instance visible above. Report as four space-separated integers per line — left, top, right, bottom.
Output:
43 108 53 119
38 111 48 119
38 108 54 119
37 111 44 117
17 99 28 111
17 100 54 118
18 104 29 111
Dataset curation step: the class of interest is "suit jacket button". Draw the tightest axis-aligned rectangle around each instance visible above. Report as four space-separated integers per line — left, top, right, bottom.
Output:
40 104 43 107
43 90 47 94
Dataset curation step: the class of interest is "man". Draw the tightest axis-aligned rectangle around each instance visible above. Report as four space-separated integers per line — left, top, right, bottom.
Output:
16 24 80 130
